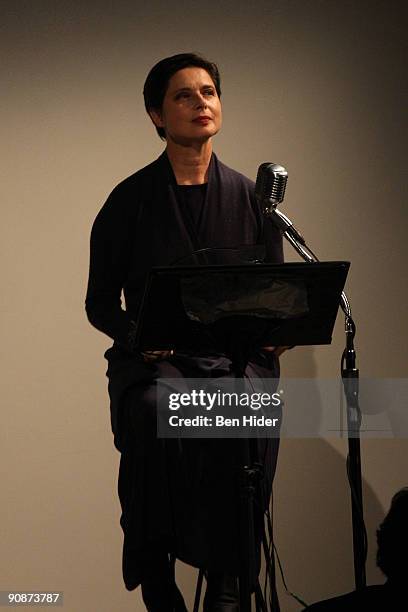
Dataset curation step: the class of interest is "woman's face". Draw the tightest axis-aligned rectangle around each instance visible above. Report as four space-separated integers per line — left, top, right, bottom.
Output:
150 67 222 145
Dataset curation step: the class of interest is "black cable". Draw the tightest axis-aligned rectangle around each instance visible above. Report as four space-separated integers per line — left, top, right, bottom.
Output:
264 510 278 611
262 527 272 608
262 507 309 608
255 581 269 612
273 540 308 608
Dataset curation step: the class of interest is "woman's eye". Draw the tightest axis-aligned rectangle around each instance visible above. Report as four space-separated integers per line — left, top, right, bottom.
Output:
175 89 215 101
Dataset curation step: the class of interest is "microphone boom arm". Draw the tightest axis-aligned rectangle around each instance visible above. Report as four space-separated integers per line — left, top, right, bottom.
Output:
265 207 351 318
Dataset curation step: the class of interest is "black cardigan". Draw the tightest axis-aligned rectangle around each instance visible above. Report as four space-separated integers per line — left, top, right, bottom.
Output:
85 150 283 354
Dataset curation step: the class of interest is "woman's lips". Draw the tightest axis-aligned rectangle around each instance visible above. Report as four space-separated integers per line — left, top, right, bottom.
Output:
193 117 211 124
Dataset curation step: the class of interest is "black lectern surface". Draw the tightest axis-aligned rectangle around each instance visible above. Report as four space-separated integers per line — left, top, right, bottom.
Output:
134 261 350 352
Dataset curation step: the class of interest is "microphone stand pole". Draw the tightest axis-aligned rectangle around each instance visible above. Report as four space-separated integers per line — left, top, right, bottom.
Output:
224 332 269 612
265 206 367 590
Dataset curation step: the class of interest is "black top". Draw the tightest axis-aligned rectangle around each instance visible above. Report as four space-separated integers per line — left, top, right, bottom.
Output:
174 182 207 233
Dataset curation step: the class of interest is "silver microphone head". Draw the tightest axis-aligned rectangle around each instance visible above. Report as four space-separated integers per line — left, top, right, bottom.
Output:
255 162 288 209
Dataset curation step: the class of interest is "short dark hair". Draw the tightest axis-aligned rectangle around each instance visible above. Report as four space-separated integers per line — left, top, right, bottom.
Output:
376 487 408 581
143 53 221 140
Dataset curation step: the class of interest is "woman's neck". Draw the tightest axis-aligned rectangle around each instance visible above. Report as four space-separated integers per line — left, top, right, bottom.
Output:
165 140 212 185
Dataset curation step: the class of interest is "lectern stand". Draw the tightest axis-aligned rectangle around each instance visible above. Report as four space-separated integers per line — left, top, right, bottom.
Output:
134 261 350 612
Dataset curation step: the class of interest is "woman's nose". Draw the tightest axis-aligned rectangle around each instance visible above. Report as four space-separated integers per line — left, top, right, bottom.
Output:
193 93 207 108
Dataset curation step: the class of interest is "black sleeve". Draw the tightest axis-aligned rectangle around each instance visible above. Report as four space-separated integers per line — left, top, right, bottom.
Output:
85 186 136 352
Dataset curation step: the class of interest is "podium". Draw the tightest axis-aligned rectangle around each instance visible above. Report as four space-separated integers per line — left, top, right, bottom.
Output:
134 261 349 352
133 261 350 611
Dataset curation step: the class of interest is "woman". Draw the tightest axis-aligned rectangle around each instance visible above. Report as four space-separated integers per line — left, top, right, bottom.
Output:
86 53 284 611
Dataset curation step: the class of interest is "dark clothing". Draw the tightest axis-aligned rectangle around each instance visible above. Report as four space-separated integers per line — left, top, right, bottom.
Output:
85 151 283 590
175 182 207 229
85 151 283 355
118 354 281 589
86 151 283 449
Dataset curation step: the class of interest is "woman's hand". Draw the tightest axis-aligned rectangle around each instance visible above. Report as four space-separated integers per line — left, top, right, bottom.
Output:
141 350 174 363
262 346 292 357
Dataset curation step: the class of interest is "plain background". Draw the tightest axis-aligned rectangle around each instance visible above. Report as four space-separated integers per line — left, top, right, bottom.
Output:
1 1 407 610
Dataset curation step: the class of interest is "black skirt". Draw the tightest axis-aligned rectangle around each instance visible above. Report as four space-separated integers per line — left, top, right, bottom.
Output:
110 351 281 591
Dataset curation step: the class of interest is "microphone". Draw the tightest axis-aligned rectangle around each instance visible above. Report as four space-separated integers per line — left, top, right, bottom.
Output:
256 161 305 245
255 162 288 208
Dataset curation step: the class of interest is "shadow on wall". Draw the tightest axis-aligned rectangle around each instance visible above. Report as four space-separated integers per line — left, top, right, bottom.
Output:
274 438 385 610
172 347 385 611
273 346 385 609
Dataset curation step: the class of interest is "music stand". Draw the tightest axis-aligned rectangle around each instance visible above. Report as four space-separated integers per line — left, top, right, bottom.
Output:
134 261 350 611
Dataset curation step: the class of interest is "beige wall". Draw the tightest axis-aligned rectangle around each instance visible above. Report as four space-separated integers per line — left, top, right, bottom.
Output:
1 1 406 610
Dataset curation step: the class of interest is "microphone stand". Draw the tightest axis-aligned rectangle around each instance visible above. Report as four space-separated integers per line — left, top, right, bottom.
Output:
265 206 367 590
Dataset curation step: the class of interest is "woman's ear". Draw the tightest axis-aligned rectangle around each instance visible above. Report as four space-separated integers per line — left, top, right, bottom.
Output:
149 109 164 128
